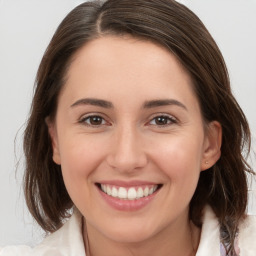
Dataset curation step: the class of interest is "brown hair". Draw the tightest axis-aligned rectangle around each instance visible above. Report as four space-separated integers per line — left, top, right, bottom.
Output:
23 0 254 254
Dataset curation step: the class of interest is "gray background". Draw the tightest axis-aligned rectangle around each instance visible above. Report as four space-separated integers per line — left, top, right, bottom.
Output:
0 0 255 246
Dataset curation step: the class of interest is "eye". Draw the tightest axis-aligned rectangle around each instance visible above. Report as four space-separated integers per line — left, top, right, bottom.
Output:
149 115 177 126
80 115 108 126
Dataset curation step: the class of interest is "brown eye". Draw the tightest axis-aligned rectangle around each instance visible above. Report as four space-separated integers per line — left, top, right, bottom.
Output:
155 116 169 125
90 116 103 125
149 115 177 126
81 115 106 126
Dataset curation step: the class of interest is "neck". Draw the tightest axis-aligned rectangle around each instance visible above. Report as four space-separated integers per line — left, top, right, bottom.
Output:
83 216 200 256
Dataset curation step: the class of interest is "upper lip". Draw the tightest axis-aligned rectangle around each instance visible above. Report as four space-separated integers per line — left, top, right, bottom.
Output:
96 180 160 187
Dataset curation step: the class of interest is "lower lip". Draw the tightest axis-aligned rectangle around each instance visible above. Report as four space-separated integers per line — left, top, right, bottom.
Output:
97 186 160 211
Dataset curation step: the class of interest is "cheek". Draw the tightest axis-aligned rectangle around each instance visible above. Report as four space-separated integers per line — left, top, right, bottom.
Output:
58 136 104 196
153 137 203 212
60 133 103 168
151 134 203 185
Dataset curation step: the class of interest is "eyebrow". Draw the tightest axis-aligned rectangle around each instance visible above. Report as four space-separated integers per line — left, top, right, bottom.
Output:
70 98 187 111
70 98 113 108
143 99 187 110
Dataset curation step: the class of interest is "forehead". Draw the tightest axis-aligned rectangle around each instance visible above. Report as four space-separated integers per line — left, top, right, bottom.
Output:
69 35 189 77
62 35 198 110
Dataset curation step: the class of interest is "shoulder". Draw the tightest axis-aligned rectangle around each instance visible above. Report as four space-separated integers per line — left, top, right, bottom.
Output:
0 208 86 256
196 206 256 256
0 245 32 256
32 208 86 255
196 205 221 255
238 214 256 255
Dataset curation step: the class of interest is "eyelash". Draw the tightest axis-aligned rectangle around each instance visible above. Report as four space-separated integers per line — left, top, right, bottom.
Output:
79 115 109 127
78 114 177 128
148 114 177 127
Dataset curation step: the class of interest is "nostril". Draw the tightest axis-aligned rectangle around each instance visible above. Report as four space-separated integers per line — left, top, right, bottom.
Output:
106 152 148 172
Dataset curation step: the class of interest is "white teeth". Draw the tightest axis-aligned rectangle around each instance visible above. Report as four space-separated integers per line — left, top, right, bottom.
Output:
144 187 149 197
107 186 112 195
100 184 159 200
137 187 143 198
101 184 107 193
112 187 118 197
127 187 137 200
118 187 127 199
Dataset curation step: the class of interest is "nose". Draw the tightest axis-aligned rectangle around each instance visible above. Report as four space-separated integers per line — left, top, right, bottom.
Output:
106 125 148 173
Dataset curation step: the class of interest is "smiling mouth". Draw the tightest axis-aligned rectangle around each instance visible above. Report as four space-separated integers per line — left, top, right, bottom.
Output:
96 183 162 200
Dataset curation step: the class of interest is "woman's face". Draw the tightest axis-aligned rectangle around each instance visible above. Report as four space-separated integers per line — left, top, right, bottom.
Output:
49 36 221 244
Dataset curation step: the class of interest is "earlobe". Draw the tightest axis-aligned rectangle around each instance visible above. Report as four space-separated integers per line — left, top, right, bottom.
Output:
45 117 61 165
201 121 222 171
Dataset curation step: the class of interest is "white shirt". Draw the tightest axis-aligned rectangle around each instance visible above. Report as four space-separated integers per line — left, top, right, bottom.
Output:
1 206 256 255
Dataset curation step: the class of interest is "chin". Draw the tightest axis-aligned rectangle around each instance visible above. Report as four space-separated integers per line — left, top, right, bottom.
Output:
108 231 152 244
101 222 158 244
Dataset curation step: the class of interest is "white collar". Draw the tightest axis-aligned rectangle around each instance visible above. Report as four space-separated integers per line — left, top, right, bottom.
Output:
33 208 85 255
33 206 256 255
196 205 221 256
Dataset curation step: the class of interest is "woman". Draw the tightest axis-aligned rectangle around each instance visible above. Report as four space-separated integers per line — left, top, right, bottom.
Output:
1 0 255 255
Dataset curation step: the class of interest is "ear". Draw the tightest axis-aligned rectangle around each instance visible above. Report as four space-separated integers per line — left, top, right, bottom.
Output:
201 121 222 171
45 117 61 165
